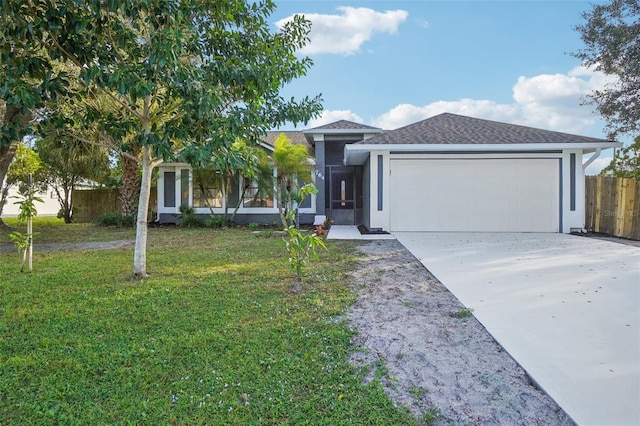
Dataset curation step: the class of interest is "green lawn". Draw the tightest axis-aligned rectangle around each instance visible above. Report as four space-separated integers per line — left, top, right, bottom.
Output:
0 219 416 425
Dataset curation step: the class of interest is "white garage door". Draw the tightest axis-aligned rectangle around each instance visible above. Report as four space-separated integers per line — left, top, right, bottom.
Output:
389 158 560 232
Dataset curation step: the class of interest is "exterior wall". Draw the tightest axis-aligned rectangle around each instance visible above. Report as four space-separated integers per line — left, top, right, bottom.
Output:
562 149 586 232
368 150 390 231
313 135 326 217
157 163 315 225
3 185 60 217
366 151 586 233
362 156 371 229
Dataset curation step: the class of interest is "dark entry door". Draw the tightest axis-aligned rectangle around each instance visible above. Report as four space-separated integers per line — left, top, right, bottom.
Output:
328 167 356 225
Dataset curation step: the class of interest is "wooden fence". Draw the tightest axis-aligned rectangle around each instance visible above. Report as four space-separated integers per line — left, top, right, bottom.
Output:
585 176 640 240
73 188 157 223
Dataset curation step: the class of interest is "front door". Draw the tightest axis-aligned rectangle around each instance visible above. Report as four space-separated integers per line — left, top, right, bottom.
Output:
327 166 359 225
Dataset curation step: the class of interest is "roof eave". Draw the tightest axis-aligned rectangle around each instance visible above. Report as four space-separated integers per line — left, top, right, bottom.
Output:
344 142 622 165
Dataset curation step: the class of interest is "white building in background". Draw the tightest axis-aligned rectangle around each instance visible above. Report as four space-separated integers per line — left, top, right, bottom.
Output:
3 184 60 217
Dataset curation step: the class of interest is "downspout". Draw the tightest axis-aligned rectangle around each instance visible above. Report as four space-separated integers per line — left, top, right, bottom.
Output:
582 147 601 170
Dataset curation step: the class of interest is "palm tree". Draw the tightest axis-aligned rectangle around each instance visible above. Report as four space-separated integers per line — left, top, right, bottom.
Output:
271 133 314 228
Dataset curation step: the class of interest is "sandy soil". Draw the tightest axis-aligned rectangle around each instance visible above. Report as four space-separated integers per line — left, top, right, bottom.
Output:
0 240 134 253
346 240 575 425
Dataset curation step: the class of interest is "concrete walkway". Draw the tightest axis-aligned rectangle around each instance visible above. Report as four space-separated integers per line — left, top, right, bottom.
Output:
326 225 395 240
394 232 640 426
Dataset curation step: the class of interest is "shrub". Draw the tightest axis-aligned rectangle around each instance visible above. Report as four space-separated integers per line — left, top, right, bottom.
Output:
206 215 230 228
178 205 203 228
93 212 135 227
247 222 260 231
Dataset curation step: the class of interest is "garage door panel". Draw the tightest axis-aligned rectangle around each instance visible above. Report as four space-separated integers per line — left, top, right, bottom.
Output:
390 159 559 232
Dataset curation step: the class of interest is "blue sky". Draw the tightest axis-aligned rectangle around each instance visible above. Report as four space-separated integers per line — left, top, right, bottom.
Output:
272 0 620 174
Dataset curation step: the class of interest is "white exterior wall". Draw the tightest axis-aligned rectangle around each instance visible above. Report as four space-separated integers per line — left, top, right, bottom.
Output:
562 149 586 232
3 184 60 217
368 150 390 230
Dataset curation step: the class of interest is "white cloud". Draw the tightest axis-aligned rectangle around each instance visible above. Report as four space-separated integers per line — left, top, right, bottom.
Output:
276 7 408 56
307 109 364 128
373 100 520 130
371 66 611 135
584 155 612 176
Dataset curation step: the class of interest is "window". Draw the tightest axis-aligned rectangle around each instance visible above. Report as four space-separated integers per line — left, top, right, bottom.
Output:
193 170 223 208
243 182 274 208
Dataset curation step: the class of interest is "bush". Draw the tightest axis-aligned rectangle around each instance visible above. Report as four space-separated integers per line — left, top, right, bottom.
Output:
178 205 203 228
206 215 230 228
247 222 260 231
93 212 135 227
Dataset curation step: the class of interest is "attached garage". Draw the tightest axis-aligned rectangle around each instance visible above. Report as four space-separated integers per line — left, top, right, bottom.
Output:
343 113 620 234
389 157 560 232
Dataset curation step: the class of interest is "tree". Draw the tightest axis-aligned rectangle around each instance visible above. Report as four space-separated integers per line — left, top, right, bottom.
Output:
2 1 322 276
35 128 110 223
230 143 273 222
574 0 640 138
0 101 35 227
8 182 42 272
0 141 42 220
600 136 640 180
271 133 314 228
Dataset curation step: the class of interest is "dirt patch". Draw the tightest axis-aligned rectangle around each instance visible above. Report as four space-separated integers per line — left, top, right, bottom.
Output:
347 239 574 425
0 240 134 253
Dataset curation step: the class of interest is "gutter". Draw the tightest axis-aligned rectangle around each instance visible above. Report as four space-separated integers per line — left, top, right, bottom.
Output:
582 147 601 170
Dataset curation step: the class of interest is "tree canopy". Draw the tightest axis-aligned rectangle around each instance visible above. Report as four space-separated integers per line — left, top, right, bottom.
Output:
574 0 640 139
600 136 640 180
1 0 322 276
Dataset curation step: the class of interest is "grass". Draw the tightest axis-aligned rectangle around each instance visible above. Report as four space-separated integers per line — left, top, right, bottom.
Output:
0 218 417 425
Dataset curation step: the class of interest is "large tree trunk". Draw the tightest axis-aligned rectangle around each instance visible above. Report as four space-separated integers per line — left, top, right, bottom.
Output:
133 146 160 277
120 151 140 217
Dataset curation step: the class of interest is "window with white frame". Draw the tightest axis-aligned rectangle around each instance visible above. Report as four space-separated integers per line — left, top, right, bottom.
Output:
242 181 274 208
193 169 223 208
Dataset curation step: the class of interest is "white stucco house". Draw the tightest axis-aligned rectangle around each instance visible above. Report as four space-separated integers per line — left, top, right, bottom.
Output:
157 113 620 233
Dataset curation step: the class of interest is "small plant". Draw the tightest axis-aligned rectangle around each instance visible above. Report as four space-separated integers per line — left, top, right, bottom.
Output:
423 404 442 426
455 308 473 320
9 184 43 272
409 385 428 400
282 184 327 280
247 222 260 231
93 212 135 227
284 218 327 280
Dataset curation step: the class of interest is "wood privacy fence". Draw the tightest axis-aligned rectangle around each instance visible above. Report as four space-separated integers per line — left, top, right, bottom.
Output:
73 188 157 223
585 176 640 240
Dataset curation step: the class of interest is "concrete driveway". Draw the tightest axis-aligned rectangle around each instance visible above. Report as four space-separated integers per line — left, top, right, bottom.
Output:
394 232 640 426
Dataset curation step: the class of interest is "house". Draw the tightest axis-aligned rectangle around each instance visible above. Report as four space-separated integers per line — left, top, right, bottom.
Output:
157 113 620 233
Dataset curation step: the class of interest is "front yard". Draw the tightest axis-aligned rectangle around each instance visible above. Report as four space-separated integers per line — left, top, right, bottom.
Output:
0 220 415 425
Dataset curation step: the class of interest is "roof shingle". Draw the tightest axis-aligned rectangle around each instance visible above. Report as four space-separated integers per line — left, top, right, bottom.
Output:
357 113 613 145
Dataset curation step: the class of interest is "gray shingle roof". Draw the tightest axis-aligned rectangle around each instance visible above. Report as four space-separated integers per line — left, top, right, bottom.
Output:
261 131 308 147
307 120 381 131
357 113 613 145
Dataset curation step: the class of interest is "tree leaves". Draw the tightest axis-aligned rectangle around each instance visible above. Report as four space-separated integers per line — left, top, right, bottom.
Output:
574 0 640 138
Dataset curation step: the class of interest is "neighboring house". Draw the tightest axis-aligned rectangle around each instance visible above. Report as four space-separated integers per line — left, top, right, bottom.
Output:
3 184 60 217
157 113 620 233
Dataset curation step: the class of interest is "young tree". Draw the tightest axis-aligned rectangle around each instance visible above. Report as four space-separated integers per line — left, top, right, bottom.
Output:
0 142 42 221
271 133 314 228
2 1 322 276
574 0 640 139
